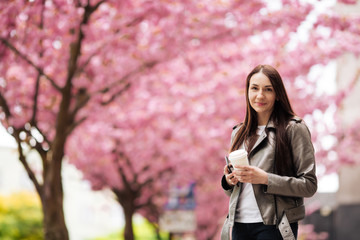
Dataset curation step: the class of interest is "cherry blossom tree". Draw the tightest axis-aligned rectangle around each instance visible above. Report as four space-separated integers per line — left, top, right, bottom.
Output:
70 3 360 236
1 0 360 240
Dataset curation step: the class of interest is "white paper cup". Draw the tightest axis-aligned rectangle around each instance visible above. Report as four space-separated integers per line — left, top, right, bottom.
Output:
229 149 249 169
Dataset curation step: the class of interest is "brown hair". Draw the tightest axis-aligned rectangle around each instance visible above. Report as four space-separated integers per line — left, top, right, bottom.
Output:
230 64 296 176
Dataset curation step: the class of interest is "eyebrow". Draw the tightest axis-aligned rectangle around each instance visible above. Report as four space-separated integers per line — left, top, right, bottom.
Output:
251 84 273 88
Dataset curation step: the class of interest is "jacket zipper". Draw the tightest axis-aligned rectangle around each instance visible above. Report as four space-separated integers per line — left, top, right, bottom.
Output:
274 195 279 228
273 138 279 228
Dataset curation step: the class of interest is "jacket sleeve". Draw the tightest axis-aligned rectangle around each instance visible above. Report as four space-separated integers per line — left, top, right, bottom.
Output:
221 175 234 196
265 121 317 198
221 125 240 196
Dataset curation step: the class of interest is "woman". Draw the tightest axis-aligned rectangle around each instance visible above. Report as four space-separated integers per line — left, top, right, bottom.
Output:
221 65 317 240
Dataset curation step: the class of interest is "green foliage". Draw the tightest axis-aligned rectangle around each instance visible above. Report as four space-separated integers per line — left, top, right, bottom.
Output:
0 192 43 240
91 217 168 240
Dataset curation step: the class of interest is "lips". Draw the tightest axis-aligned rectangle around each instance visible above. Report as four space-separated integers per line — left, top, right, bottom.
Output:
256 102 266 106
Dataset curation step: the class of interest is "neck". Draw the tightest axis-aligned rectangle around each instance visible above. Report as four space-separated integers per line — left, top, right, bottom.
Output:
257 113 271 125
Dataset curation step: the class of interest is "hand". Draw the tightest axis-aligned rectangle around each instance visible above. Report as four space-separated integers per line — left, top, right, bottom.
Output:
233 165 268 185
223 165 239 186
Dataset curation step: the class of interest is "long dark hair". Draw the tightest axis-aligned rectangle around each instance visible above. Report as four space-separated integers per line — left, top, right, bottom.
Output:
230 64 296 176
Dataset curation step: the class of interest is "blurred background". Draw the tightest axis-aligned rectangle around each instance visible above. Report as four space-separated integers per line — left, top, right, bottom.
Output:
1 0 360 239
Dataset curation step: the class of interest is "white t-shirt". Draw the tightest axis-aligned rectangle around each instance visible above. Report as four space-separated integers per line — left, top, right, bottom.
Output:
235 125 266 223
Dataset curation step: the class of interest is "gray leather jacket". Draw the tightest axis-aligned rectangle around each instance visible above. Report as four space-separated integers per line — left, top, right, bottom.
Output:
221 117 317 240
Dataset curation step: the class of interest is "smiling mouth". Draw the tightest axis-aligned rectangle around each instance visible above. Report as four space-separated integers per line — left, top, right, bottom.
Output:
256 103 266 106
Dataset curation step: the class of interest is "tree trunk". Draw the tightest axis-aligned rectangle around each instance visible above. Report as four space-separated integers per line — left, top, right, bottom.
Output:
155 227 162 240
40 122 69 240
41 195 69 240
41 157 69 240
123 204 135 240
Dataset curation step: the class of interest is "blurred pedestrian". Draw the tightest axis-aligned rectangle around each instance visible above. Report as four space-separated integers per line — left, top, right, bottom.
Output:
221 64 317 240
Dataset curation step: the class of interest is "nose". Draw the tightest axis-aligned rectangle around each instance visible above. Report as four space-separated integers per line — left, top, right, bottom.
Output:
257 90 265 98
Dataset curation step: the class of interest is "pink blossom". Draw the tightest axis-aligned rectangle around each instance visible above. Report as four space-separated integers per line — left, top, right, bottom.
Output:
1 0 360 239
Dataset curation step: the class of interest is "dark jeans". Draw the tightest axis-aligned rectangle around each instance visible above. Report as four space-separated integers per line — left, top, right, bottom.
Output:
232 222 298 240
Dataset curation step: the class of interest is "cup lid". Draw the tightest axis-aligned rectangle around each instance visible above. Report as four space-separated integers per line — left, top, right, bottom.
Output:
229 149 247 159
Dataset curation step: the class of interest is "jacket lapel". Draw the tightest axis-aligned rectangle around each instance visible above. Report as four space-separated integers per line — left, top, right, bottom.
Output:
249 119 276 156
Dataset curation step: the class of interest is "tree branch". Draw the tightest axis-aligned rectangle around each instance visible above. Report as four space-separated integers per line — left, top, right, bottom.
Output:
101 82 131 105
0 38 62 92
139 166 173 191
93 60 158 105
66 116 87 137
31 73 41 126
13 129 43 197
65 88 90 135
32 125 52 148
65 1 100 92
15 125 49 174
60 0 107 138
99 60 158 94
116 166 135 204
30 0 46 125
0 92 11 118
135 195 156 211
76 51 99 76
116 150 137 190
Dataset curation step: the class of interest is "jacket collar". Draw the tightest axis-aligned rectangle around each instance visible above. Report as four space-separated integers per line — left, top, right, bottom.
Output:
265 116 301 130
266 118 276 129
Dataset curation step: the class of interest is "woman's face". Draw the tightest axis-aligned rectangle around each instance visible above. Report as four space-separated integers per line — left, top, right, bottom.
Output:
248 72 276 122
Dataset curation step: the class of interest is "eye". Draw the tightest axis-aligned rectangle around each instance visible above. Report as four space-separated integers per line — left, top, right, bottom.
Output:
251 86 258 90
265 88 273 92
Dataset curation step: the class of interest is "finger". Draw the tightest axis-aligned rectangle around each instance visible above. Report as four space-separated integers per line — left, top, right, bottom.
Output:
229 173 236 180
237 166 248 171
226 174 232 181
224 165 230 174
234 164 241 169
227 177 233 185
236 170 247 177
235 166 250 172
242 166 254 171
228 176 236 181
239 177 248 183
229 174 237 183
231 177 238 185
